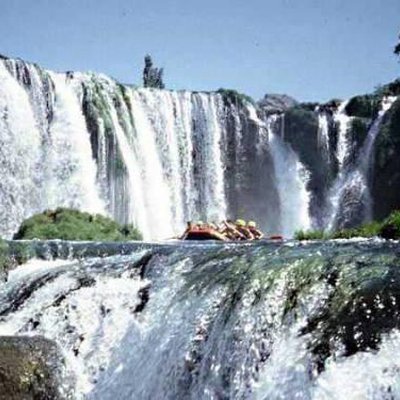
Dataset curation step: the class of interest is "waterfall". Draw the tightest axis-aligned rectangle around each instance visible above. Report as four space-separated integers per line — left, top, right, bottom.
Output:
326 96 397 230
333 100 352 171
266 115 311 237
317 110 330 162
0 56 398 239
0 57 288 239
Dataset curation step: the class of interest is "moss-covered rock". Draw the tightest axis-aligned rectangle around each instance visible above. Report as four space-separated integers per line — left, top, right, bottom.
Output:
13 208 142 241
0 336 69 400
302 251 400 371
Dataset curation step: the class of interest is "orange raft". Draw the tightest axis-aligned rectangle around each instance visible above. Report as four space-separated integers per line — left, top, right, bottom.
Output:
183 228 229 241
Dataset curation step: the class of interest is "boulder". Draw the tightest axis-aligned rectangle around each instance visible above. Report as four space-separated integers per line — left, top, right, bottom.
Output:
258 93 298 114
0 336 69 400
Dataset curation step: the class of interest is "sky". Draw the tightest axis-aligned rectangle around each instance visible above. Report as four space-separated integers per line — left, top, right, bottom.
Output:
1 0 399 102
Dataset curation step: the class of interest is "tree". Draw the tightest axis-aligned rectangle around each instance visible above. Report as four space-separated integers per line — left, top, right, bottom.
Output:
143 54 165 89
395 33 400 57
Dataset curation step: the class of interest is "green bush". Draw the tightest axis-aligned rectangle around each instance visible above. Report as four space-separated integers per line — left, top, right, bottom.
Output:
374 79 400 97
295 211 400 241
380 210 400 239
0 238 11 273
345 95 381 119
13 208 142 241
216 88 255 107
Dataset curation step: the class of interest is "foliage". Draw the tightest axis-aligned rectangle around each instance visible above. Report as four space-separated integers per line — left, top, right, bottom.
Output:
295 210 400 241
380 210 400 239
216 88 255 107
13 208 142 241
345 94 381 119
0 238 10 274
394 32 400 57
374 79 400 97
143 55 165 89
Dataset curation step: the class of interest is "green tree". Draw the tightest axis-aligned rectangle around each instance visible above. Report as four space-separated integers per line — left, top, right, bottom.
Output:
143 55 165 89
395 32 400 57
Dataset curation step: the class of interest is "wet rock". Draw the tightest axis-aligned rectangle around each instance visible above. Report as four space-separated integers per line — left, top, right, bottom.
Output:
0 336 70 400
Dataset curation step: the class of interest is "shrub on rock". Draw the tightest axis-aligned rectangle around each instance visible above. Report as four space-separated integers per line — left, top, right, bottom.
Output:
13 208 142 241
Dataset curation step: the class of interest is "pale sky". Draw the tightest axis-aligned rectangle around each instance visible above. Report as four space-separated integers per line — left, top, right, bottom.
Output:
1 0 399 101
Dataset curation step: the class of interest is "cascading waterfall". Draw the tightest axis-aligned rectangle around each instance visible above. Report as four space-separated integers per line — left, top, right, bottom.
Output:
0 55 398 239
0 61 105 238
326 96 397 230
0 57 291 239
316 109 330 162
266 114 311 237
333 100 352 171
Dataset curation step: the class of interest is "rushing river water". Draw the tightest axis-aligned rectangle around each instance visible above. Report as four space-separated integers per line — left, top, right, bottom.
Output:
1 239 400 399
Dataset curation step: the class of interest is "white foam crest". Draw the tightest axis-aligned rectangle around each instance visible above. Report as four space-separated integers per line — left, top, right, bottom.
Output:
313 330 400 399
0 254 148 397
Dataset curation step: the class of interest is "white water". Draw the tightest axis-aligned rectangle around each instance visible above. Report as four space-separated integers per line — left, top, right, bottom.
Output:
46 73 104 214
1 242 398 399
1 57 397 240
0 62 105 238
333 100 352 171
266 115 311 237
326 96 397 230
317 111 330 161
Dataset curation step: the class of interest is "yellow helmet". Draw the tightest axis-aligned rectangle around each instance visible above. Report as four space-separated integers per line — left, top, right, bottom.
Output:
235 219 246 227
248 221 256 228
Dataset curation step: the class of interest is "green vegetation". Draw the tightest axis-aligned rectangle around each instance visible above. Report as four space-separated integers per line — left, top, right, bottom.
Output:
394 32 400 57
345 77 400 119
216 88 255 107
143 54 165 89
0 239 35 277
13 208 142 241
345 94 381 119
374 79 400 97
0 238 10 275
295 210 400 240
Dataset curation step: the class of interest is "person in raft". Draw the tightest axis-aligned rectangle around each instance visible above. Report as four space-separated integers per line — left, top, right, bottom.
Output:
219 220 246 240
247 221 264 239
234 219 255 240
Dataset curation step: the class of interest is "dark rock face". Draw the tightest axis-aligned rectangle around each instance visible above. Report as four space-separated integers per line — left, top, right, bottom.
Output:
372 98 400 220
221 100 281 233
0 336 69 400
258 93 298 115
282 106 333 227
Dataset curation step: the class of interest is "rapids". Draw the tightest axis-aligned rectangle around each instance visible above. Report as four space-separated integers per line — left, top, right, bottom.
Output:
1 239 400 399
